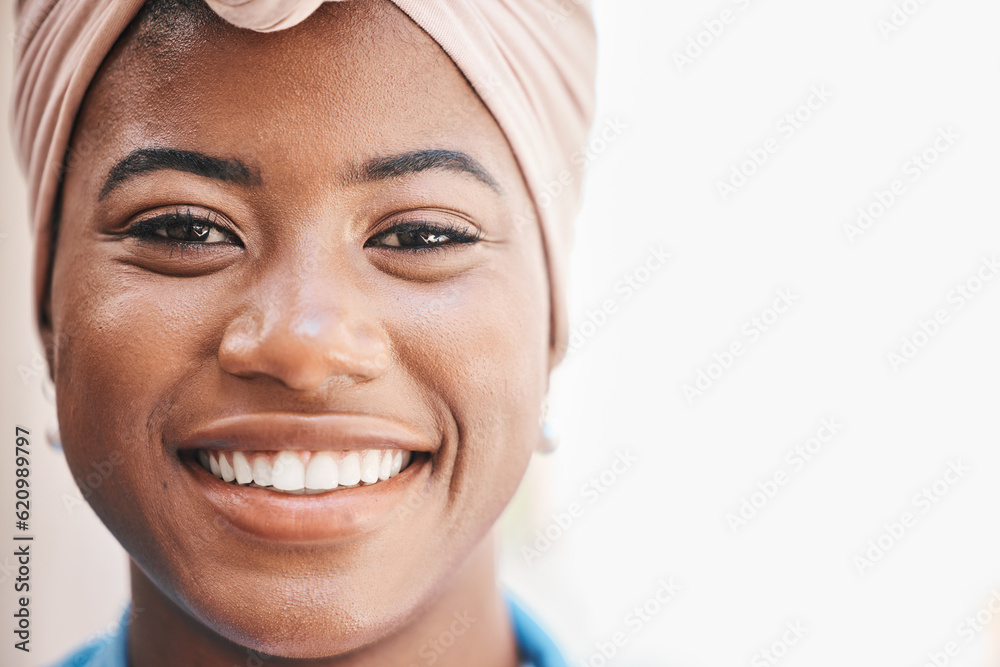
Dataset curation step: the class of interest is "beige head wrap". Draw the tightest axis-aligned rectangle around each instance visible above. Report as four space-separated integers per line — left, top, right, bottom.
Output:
12 0 596 360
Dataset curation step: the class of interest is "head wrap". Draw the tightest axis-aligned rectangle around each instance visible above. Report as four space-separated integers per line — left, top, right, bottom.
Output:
12 0 596 361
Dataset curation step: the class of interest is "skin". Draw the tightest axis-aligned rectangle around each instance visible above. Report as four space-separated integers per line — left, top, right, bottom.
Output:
43 1 553 664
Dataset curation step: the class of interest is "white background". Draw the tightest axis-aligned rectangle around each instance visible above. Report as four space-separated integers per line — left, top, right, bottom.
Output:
3 1 1000 666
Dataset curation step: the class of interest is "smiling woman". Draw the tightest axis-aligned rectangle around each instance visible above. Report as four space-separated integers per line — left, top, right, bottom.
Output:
10 0 596 666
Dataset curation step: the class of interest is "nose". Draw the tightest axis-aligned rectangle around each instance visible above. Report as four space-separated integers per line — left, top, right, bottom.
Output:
218 267 390 391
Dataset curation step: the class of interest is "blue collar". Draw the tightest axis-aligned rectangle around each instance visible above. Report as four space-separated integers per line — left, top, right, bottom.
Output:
50 595 566 667
506 594 568 667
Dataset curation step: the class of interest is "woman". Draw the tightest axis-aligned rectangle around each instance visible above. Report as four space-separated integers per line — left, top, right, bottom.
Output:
12 0 595 664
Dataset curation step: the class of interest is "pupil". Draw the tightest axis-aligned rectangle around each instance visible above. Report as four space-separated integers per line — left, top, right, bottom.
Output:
166 221 211 242
420 232 447 245
190 223 210 241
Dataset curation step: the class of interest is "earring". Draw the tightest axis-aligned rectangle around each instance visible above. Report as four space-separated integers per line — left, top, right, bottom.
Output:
42 381 62 452
537 396 559 454
46 420 62 452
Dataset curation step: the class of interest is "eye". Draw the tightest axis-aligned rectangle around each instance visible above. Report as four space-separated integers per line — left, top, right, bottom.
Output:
126 208 241 247
366 220 482 252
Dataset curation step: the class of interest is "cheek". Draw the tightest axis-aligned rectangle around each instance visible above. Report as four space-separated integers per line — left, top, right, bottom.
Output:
52 251 210 417
48 238 214 527
390 250 550 525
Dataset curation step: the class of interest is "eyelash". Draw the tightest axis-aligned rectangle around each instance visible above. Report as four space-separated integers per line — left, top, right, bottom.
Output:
126 209 240 254
125 211 482 254
365 220 483 252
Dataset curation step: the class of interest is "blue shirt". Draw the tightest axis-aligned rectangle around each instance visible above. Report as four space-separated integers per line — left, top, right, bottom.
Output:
48 595 566 667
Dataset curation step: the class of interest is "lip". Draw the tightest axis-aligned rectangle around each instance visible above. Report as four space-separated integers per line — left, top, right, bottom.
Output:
172 412 434 454
171 413 436 543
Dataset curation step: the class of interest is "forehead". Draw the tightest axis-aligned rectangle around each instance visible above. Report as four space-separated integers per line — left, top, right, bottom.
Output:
73 0 509 194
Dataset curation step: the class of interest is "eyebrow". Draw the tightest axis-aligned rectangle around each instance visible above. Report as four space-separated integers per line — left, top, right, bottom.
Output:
359 149 501 193
99 147 501 199
99 148 259 199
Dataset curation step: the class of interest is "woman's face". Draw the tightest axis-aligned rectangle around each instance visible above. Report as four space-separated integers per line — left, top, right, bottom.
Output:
46 0 550 657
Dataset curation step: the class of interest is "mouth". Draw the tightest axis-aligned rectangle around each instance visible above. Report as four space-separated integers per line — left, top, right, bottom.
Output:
186 448 414 495
171 412 436 542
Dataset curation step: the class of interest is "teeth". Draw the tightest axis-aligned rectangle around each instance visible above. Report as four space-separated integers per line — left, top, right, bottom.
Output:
196 448 414 493
232 452 253 485
305 452 339 491
339 452 362 487
360 450 380 485
272 451 306 491
252 456 272 487
219 453 236 483
378 450 392 481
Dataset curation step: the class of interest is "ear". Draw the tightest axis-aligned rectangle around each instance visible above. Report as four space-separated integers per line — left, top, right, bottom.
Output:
548 341 565 375
38 292 56 383
547 314 569 374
